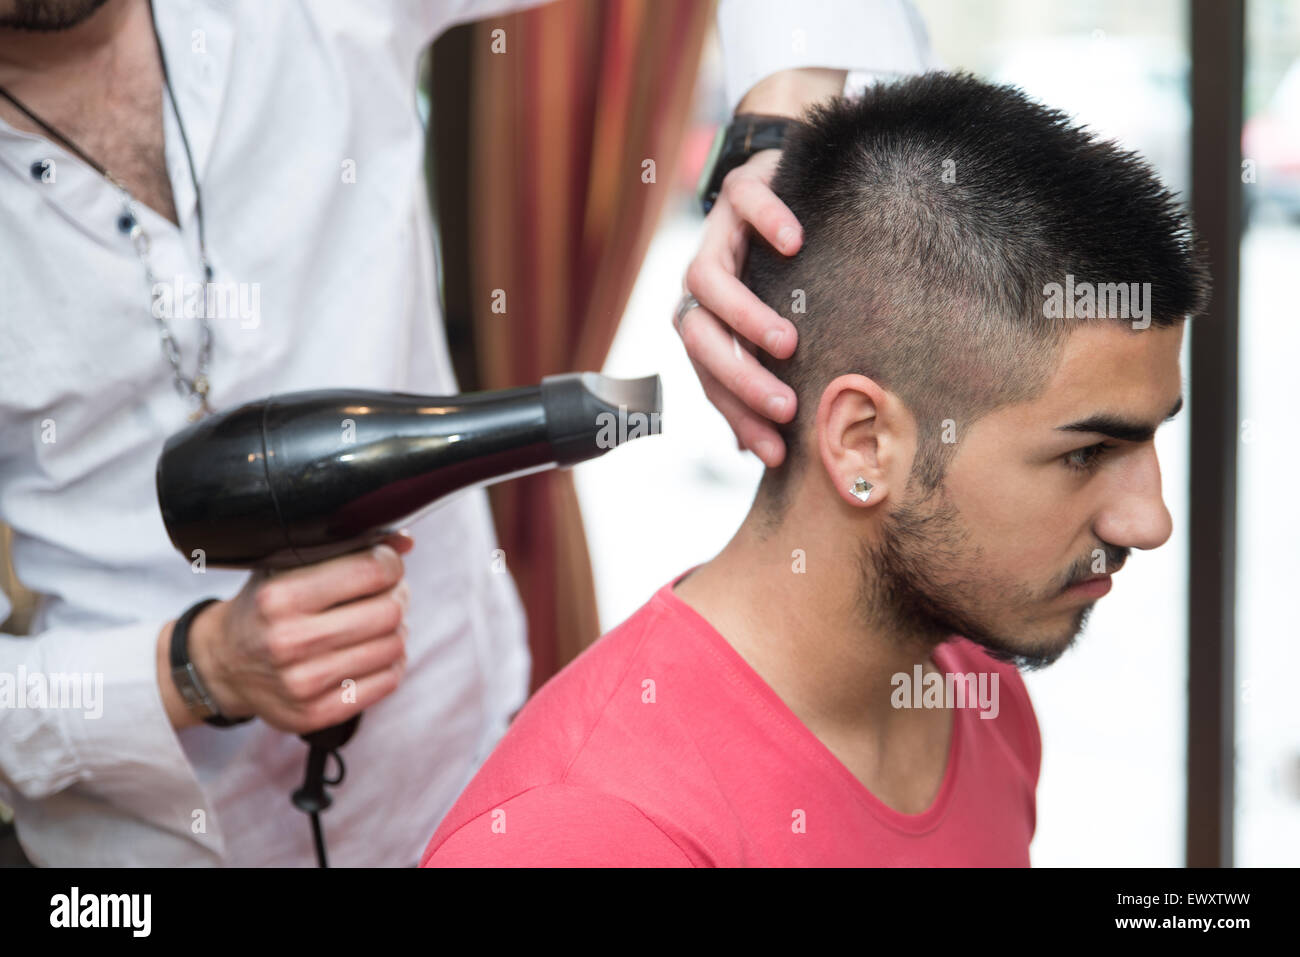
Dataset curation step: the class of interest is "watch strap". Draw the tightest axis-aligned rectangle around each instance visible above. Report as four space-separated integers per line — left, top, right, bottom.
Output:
697 113 793 216
169 597 253 728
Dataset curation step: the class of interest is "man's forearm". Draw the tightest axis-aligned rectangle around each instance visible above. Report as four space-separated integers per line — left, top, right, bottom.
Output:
735 67 847 118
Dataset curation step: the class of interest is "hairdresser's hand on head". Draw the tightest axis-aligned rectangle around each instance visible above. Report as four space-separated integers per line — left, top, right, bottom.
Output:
679 67 846 468
157 531 414 734
679 147 800 468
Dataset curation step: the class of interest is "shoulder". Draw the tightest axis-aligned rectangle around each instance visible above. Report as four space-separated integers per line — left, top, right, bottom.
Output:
420 591 690 861
421 784 694 867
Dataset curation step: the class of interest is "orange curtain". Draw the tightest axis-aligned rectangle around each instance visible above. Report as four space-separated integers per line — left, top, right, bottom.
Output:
441 0 713 692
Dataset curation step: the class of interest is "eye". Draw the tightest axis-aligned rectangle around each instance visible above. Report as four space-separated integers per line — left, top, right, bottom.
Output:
1064 442 1117 474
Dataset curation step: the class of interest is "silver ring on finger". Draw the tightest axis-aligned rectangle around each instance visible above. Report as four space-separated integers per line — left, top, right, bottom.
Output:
674 293 700 335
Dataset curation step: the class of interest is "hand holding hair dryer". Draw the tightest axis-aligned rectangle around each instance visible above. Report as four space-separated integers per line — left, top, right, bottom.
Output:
154 371 662 866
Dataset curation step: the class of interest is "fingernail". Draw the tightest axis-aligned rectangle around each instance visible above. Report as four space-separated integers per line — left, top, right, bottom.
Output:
766 394 788 417
764 329 785 353
756 441 778 465
777 226 797 252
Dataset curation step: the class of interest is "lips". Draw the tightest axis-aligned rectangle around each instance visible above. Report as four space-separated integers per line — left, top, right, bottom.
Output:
1065 574 1113 598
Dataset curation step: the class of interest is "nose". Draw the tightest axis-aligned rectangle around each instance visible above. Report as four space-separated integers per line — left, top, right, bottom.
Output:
1094 444 1174 551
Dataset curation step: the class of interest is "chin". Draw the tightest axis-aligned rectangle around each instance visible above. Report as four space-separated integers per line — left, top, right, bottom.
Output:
958 614 1084 672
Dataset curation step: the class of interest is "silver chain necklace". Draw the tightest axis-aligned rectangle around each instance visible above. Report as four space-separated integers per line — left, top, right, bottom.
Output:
0 0 215 421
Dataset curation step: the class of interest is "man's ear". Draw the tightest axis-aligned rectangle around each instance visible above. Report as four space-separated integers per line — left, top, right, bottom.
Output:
815 374 911 508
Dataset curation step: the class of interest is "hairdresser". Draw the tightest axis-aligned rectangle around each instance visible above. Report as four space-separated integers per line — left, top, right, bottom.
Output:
0 0 940 865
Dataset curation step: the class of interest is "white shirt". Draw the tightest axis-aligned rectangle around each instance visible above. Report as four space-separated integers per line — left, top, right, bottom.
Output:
718 0 943 111
0 0 937 865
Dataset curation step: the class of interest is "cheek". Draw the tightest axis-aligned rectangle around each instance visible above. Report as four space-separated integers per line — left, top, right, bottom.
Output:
940 460 1071 578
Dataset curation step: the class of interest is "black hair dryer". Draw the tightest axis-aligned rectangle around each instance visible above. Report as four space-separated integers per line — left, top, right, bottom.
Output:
155 372 662 865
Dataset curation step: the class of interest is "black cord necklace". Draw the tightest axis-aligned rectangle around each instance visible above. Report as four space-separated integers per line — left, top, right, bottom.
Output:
0 0 215 420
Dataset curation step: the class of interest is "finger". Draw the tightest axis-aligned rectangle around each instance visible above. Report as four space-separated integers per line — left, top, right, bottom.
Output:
380 529 415 555
718 149 803 255
266 542 406 615
281 622 407 701
276 655 407 735
677 300 796 426
686 216 798 360
280 580 409 659
691 357 788 468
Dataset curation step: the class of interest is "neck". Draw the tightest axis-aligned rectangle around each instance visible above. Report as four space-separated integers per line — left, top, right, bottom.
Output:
674 487 946 741
0 0 134 77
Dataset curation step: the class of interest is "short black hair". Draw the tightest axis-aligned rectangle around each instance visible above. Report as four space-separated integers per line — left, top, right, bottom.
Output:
745 71 1210 516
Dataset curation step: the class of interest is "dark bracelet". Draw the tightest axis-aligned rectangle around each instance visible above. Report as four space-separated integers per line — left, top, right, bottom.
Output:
697 113 793 216
168 597 254 728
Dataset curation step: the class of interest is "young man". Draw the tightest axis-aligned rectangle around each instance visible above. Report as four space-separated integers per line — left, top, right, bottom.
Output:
420 72 1211 867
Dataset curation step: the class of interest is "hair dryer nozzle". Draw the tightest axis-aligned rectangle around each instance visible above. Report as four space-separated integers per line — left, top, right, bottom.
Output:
541 372 662 467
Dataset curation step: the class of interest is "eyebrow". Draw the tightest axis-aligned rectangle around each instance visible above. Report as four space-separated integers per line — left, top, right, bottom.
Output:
1055 394 1184 443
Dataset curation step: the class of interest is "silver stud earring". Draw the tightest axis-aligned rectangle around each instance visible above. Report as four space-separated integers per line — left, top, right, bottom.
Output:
850 476 874 503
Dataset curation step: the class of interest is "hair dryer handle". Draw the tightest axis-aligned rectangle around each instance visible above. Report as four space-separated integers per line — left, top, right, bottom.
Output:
292 715 362 814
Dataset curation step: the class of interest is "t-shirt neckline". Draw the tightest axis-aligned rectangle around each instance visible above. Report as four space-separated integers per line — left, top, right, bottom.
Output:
652 565 962 836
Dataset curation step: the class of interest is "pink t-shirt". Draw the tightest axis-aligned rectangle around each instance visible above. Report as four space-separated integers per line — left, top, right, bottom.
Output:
421 569 1041 866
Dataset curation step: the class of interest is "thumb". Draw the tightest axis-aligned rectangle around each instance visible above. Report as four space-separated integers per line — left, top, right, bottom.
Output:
381 529 415 554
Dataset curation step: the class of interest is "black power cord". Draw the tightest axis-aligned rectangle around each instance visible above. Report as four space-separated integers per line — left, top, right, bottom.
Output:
291 714 362 867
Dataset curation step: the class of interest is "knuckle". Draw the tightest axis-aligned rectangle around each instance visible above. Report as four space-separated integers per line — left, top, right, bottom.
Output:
279 668 313 703
378 596 404 634
255 584 286 620
726 170 757 204
683 259 706 296
721 165 747 193
262 623 299 666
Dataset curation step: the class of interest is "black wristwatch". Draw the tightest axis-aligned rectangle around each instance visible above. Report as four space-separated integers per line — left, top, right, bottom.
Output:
696 113 793 216
169 597 254 728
